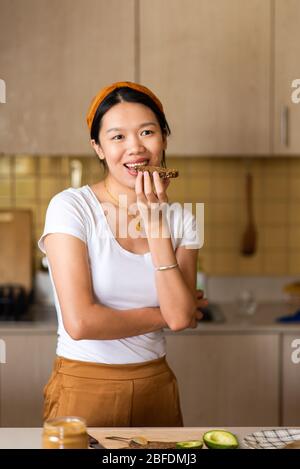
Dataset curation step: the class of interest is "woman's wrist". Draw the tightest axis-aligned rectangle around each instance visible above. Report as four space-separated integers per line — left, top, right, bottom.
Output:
143 210 170 238
147 233 177 267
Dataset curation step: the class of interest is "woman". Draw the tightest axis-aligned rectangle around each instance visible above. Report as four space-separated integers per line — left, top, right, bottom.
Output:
38 81 206 427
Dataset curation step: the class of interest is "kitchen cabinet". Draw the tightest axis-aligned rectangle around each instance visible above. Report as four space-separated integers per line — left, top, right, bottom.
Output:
0 333 56 427
282 334 300 425
0 325 298 427
273 0 300 154
0 0 135 154
140 0 271 156
2 1 300 157
166 333 280 426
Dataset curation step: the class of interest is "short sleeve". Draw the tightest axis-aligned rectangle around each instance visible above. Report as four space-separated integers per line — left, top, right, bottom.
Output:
178 207 201 249
168 203 202 250
38 191 87 254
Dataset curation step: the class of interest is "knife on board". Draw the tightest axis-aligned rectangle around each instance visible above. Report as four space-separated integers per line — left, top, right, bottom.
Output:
88 434 106 449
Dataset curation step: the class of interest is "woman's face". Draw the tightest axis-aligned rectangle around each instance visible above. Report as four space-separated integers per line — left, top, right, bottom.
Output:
93 101 167 189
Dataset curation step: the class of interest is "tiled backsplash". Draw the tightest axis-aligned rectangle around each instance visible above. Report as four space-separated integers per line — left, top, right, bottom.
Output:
1 154 300 276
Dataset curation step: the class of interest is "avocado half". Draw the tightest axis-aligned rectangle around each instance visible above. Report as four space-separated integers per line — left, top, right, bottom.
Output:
176 440 203 449
203 430 239 449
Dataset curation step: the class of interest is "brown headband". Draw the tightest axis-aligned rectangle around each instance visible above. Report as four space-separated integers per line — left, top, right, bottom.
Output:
86 81 164 131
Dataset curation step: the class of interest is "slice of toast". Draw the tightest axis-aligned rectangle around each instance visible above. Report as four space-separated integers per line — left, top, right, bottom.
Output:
133 165 179 179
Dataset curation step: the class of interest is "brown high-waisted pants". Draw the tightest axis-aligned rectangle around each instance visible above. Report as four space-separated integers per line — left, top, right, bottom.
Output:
43 355 183 427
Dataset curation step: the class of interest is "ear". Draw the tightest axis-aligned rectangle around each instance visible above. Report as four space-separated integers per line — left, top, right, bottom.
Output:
90 140 105 160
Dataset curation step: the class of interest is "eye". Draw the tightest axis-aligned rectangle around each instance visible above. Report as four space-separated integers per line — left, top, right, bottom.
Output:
112 134 124 141
141 129 154 136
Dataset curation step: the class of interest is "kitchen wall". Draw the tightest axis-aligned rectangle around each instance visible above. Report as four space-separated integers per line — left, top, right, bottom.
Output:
1 154 300 276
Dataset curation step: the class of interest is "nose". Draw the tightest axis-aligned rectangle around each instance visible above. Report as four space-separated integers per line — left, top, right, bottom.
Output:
127 134 146 155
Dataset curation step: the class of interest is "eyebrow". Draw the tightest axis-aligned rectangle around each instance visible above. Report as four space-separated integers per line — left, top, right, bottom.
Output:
106 122 157 133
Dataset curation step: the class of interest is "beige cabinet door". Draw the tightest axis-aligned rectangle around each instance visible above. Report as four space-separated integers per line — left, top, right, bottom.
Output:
0 333 56 427
140 0 271 156
282 334 300 425
166 333 279 426
274 0 300 154
0 0 135 154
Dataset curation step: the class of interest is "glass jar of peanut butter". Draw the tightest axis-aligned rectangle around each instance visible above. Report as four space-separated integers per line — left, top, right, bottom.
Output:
42 416 88 449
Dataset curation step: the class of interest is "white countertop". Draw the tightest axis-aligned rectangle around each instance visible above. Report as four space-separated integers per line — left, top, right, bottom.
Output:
0 426 283 449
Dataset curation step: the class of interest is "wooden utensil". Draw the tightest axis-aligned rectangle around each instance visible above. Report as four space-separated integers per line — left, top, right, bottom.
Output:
241 172 257 256
105 435 178 449
106 435 148 445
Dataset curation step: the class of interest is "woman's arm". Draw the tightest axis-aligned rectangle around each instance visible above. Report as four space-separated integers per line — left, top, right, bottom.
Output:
148 236 199 331
44 233 168 340
136 171 202 331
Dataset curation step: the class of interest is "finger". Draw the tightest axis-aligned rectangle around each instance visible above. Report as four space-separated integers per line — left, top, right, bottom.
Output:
135 171 146 202
196 310 203 320
163 178 171 191
143 171 157 203
189 318 197 329
196 289 204 299
153 171 168 203
197 298 209 307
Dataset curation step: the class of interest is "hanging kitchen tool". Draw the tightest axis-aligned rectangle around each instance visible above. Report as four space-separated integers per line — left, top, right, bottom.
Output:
241 170 257 256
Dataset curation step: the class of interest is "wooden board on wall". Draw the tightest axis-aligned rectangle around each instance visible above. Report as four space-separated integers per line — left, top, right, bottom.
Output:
0 209 33 292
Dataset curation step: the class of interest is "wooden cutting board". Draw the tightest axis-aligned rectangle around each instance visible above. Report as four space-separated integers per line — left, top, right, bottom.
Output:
0 209 33 293
90 428 207 450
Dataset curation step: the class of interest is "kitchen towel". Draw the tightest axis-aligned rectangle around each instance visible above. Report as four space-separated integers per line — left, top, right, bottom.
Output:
277 309 300 323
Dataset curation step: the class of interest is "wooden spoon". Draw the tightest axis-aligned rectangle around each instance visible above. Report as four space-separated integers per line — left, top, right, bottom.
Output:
241 172 257 256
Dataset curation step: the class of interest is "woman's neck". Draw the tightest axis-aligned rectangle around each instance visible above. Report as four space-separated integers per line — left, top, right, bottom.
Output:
104 175 137 208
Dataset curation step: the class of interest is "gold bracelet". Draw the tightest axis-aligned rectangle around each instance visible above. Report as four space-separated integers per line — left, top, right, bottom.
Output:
155 263 178 272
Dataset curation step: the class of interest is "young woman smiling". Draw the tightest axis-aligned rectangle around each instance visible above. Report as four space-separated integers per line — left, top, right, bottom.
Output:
38 82 206 427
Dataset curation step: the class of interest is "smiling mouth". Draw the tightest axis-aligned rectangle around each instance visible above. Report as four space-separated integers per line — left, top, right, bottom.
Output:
124 160 149 170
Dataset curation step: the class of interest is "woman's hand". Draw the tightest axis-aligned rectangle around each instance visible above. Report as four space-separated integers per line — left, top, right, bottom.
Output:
189 290 209 328
135 171 170 235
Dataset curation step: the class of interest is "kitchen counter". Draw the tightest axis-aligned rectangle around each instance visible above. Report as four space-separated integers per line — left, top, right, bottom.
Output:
0 426 286 449
0 304 57 333
1 301 300 334
165 301 300 334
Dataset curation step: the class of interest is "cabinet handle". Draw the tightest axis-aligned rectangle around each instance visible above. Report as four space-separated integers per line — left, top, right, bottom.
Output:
280 106 289 147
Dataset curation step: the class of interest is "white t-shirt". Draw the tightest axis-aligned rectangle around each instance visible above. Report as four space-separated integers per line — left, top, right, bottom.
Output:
38 185 200 364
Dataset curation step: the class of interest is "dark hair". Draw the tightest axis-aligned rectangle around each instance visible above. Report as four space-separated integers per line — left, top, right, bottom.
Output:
90 87 171 171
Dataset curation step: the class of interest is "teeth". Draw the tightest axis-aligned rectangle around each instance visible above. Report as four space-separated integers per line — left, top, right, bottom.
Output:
125 161 148 168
